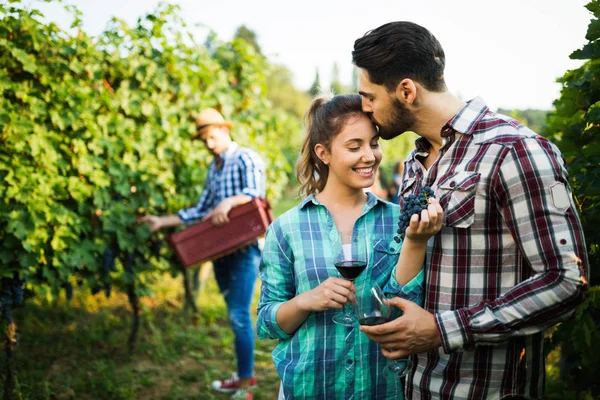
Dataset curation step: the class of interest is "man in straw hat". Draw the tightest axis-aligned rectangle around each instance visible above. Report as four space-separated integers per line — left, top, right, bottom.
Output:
139 108 265 400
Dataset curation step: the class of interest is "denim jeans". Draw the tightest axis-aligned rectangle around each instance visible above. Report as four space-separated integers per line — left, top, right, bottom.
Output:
212 242 260 379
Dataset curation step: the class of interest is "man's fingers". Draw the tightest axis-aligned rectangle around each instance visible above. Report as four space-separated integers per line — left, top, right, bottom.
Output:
381 347 409 360
386 296 411 312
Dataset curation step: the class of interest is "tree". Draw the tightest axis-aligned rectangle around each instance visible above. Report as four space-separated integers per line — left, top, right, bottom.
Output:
351 66 359 93
309 67 321 97
266 64 310 118
330 62 348 95
233 25 262 55
542 1 600 398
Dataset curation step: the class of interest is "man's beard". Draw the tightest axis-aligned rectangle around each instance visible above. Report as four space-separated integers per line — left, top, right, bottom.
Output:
374 98 416 140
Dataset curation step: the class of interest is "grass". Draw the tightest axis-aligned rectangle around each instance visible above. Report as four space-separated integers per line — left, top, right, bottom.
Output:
5 271 281 400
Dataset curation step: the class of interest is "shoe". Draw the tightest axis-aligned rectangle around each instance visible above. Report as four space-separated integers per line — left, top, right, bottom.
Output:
211 372 257 393
231 389 253 400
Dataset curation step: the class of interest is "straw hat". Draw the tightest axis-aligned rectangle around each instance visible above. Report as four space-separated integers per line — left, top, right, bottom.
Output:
192 108 233 139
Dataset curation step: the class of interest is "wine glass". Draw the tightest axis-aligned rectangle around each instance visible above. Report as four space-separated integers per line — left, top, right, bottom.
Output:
357 283 413 378
331 230 368 326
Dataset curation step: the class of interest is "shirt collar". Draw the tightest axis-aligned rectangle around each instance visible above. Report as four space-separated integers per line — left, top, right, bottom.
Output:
299 191 383 212
220 142 238 160
214 142 239 166
443 96 489 136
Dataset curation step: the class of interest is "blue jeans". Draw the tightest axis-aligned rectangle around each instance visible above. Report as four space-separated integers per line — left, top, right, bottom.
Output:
212 243 260 379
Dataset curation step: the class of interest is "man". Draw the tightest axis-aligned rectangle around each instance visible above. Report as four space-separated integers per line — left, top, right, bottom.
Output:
139 108 265 400
353 22 588 399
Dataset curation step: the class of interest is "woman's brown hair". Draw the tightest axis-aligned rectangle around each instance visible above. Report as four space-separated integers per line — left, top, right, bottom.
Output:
296 93 365 197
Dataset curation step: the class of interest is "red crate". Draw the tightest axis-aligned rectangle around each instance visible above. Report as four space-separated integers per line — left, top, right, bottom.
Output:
167 198 274 268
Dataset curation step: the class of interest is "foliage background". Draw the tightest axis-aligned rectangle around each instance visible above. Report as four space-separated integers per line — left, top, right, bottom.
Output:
1 0 598 399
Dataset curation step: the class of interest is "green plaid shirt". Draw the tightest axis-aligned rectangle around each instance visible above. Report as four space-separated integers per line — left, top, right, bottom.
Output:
257 193 423 400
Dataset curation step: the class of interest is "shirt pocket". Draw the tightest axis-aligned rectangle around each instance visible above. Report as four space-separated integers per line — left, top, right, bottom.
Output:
438 171 480 229
371 239 401 279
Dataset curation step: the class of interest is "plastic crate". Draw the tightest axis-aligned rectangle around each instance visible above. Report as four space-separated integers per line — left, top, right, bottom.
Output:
167 198 274 268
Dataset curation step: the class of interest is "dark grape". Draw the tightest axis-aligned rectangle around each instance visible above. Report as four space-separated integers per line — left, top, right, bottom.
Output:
394 186 436 242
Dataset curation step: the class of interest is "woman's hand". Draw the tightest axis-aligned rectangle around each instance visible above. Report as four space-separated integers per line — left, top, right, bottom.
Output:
296 278 356 312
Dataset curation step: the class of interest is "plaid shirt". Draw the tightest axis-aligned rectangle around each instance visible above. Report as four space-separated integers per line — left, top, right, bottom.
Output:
399 97 588 400
177 142 265 222
257 193 423 400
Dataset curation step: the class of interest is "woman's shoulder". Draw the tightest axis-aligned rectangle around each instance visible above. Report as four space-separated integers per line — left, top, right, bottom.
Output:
373 197 401 215
269 203 304 232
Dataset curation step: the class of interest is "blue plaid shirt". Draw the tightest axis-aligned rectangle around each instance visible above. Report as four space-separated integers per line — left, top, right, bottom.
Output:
257 193 423 400
178 142 266 222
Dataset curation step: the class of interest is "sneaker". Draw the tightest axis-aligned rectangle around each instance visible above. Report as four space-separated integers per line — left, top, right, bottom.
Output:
211 372 257 393
231 389 253 400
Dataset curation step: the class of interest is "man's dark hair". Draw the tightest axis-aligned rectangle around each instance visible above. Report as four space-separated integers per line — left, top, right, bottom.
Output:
352 21 446 92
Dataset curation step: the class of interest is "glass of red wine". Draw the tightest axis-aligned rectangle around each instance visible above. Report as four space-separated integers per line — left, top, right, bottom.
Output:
357 282 413 379
332 230 368 326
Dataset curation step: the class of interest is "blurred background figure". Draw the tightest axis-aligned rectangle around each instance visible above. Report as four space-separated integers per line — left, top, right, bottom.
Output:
390 161 405 204
365 167 392 201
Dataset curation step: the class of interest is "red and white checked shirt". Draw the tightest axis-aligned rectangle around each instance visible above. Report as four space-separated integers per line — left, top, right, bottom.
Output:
399 97 588 400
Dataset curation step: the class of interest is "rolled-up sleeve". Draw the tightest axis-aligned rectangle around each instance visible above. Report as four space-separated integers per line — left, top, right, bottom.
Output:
239 151 265 198
383 268 425 306
177 179 211 223
257 220 295 340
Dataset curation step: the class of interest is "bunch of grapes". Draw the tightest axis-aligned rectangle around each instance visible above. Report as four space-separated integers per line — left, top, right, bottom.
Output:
394 186 435 243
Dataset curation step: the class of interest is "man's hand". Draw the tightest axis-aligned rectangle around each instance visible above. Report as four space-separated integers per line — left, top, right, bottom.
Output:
359 297 442 359
137 215 162 232
203 199 233 226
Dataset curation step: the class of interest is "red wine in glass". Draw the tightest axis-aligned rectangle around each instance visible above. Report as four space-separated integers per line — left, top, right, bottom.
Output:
358 315 390 326
334 260 367 281
357 283 413 379
332 231 368 327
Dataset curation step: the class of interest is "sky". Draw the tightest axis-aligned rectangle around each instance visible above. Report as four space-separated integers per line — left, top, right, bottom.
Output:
36 0 592 110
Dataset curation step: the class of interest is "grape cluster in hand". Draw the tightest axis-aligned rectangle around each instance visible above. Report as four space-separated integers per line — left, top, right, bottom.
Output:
394 186 436 243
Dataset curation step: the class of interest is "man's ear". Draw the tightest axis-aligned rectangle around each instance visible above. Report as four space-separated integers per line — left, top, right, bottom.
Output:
314 143 330 165
395 78 417 105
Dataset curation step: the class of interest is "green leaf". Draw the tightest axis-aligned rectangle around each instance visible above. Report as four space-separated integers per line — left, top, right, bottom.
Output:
586 18 600 41
10 47 37 73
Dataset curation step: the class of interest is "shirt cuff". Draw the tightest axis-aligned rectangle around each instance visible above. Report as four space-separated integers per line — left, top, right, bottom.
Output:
258 302 292 340
383 269 425 306
241 188 260 198
435 309 472 353
177 208 205 224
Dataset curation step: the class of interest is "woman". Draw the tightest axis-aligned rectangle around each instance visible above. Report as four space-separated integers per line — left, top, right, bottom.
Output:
256 94 442 399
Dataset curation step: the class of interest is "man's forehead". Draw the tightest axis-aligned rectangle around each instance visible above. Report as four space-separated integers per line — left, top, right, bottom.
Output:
197 125 225 139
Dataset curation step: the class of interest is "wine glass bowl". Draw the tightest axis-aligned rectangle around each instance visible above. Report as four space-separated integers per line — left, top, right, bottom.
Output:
357 283 413 379
356 283 391 326
331 231 368 326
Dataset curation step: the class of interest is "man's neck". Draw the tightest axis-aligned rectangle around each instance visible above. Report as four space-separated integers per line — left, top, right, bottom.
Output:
413 91 465 153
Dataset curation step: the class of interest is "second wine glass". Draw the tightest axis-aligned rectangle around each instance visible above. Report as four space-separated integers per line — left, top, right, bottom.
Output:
356 282 413 379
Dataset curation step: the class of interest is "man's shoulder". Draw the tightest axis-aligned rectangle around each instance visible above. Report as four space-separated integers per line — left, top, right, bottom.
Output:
471 111 541 146
233 145 264 162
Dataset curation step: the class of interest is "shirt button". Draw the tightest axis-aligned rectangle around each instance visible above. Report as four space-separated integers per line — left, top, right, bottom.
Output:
346 359 353 365
449 181 456 188
560 239 567 245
